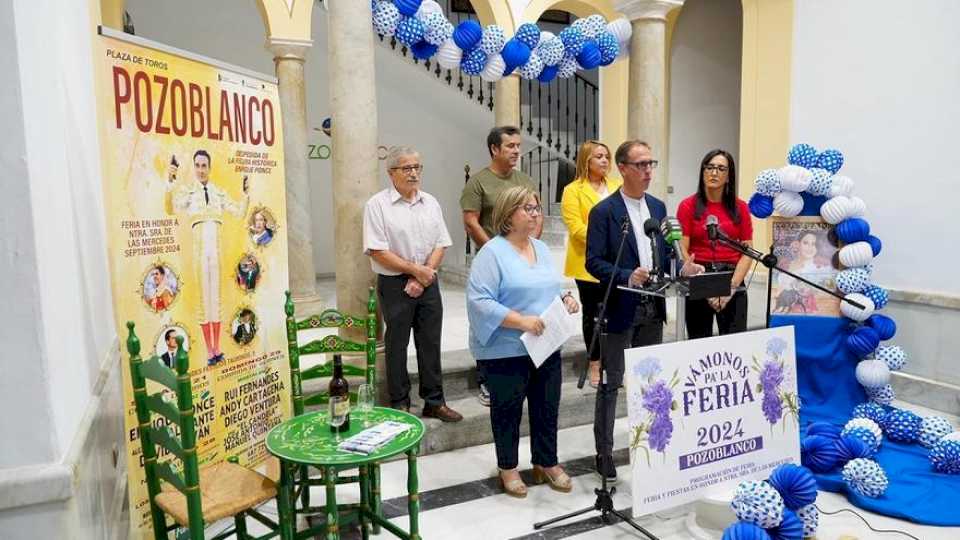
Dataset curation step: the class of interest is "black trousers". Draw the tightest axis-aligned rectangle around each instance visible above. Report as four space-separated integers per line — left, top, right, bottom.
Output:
377 274 445 408
685 290 748 339
595 302 663 456
575 279 605 359
482 352 562 470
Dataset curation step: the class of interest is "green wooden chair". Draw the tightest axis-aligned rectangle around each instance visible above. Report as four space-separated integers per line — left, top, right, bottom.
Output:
127 322 282 540
283 288 380 521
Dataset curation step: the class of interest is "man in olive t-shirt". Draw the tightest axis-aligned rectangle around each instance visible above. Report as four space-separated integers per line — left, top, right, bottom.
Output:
460 126 543 407
460 126 543 246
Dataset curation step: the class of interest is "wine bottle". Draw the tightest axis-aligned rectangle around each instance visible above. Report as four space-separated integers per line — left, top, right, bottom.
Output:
329 354 350 432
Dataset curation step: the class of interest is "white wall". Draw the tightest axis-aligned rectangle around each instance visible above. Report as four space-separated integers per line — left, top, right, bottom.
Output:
667 0 742 213
791 0 960 296
127 0 494 273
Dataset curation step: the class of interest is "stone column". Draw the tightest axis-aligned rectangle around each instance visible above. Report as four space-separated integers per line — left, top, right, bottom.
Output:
494 75 521 128
268 39 323 310
327 0 379 339
617 0 684 201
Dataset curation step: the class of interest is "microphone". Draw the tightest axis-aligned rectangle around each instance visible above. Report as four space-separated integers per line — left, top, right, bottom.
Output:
660 216 684 262
706 214 720 241
620 215 631 234
643 217 661 278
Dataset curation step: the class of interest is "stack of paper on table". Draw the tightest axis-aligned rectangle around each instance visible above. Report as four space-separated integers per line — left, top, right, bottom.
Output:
337 420 413 455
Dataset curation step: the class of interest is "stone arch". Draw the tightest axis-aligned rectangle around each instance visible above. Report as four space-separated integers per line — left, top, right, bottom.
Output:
255 0 314 42
466 0 516 30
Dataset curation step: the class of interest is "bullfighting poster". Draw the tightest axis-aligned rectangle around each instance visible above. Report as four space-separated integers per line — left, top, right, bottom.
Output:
93 27 291 537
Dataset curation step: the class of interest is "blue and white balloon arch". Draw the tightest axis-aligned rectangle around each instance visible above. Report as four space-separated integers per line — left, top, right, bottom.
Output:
371 0 632 83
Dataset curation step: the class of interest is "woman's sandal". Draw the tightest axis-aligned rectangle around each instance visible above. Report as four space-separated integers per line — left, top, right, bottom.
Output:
532 465 573 493
499 470 528 498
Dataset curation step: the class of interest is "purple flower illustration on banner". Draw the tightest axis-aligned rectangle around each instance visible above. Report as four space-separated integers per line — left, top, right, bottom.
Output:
754 337 800 428
629 357 680 465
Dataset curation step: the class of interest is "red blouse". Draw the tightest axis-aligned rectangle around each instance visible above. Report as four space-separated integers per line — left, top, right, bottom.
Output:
677 196 753 264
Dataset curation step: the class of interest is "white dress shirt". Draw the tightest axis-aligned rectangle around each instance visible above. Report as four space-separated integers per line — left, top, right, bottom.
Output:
621 191 653 270
363 186 453 276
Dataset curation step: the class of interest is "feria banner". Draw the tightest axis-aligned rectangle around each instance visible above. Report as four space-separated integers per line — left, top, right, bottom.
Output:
625 327 801 516
93 28 292 537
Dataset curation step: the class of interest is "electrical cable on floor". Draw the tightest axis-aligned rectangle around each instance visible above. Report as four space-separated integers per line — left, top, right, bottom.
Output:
815 504 922 540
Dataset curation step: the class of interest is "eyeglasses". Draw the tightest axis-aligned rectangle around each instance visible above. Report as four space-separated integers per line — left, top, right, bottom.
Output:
522 204 543 215
389 164 424 174
704 165 729 173
622 160 659 170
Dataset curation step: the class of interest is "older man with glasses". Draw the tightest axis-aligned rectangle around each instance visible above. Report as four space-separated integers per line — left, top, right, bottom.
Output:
363 146 463 422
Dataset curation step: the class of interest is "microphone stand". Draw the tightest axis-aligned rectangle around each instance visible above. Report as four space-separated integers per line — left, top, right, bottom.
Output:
705 229 866 326
541 219 659 540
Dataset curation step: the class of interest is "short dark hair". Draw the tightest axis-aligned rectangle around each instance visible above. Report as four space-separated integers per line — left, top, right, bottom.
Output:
154 265 165 275
614 140 651 164
193 149 211 165
164 329 177 341
486 126 521 156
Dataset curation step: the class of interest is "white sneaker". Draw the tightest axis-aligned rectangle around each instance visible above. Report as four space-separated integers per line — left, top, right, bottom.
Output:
477 384 491 407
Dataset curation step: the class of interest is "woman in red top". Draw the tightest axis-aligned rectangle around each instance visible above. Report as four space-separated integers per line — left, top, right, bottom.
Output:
676 149 753 338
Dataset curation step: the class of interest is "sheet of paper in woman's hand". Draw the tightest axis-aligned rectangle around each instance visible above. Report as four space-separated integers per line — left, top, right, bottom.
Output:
520 296 579 367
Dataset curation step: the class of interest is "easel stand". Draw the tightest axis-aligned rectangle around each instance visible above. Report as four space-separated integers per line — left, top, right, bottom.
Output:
535 219 659 539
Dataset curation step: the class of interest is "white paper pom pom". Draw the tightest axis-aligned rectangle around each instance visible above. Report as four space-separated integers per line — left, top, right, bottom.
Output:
855 359 891 389
848 196 867 218
820 195 852 224
606 17 632 43
842 458 889 498
436 38 462 69
807 168 833 196
919 417 954 448
876 345 906 371
779 165 813 192
414 0 443 19
519 51 544 79
839 241 874 268
479 53 505 82
844 417 884 443
774 191 804 217
479 24 506 56
841 293 875 322
829 175 855 198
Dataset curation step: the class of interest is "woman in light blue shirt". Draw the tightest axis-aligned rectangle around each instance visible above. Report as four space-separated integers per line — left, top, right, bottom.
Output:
467 186 580 498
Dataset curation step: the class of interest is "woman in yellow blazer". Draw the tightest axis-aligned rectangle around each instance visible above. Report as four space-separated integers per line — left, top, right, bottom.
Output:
561 140 622 387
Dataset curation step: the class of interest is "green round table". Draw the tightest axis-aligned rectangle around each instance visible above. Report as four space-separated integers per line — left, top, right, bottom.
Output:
266 407 425 540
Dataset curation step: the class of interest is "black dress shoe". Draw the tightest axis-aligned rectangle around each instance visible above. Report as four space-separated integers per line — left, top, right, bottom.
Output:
595 454 618 483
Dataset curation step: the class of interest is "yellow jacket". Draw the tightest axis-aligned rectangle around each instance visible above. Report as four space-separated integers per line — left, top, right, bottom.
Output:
561 176 623 281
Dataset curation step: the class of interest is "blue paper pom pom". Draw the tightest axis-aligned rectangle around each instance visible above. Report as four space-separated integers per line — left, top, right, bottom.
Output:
421 13 453 46
787 143 818 168
731 480 785 529
576 39 602 69
537 64 559 82
393 0 422 17
842 458 889 497
801 435 842 473
866 235 882 256
842 426 880 454
863 285 889 310
816 149 845 174
930 436 960 474
749 193 775 219
768 508 803 540
867 383 896 406
836 435 873 462
865 314 897 340
806 167 833 196
847 326 880 359
452 20 483 50
477 24 506 55
919 416 953 448
722 522 772 540
501 38 532 72
852 402 887 424
410 40 438 59
875 345 905 371
797 504 819 538
460 47 487 75
515 22 541 49
395 16 425 46
755 169 782 196
596 30 620 65
836 218 871 243
836 267 871 295
806 422 842 440
768 464 818 510
880 408 922 443
559 26 586 57
372 1 402 37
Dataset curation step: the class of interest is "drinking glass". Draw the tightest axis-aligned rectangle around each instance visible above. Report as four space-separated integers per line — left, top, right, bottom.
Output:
328 395 348 443
357 384 374 427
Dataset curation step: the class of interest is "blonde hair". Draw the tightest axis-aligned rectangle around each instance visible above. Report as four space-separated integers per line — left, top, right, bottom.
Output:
574 140 611 183
492 186 539 236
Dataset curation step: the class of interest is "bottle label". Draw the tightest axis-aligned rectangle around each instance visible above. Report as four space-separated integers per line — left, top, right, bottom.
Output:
333 399 350 417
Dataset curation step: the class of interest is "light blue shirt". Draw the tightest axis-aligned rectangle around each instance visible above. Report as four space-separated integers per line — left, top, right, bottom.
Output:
467 236 564 360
